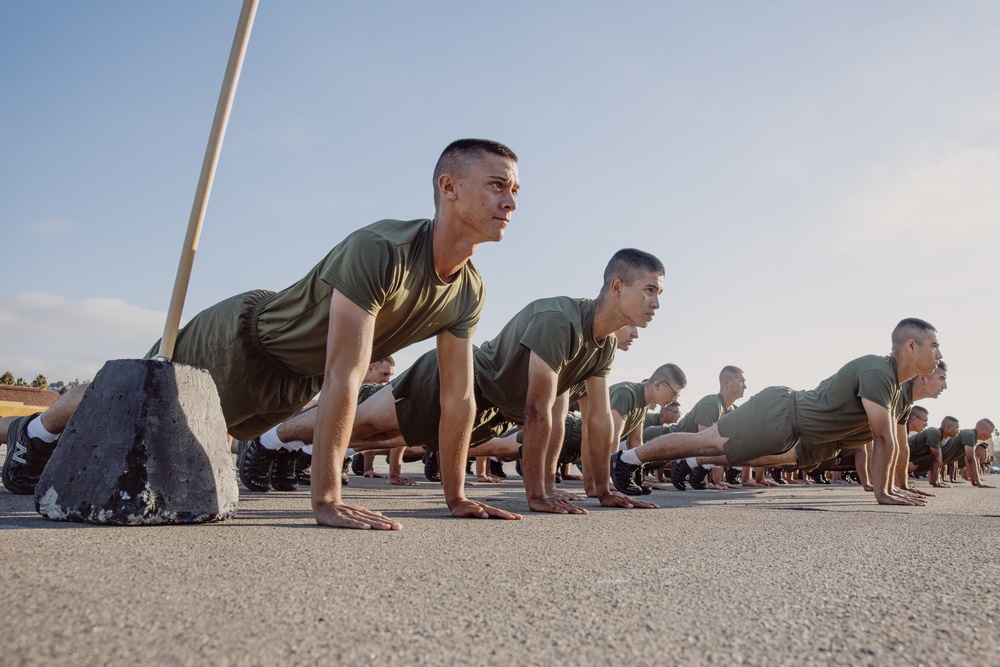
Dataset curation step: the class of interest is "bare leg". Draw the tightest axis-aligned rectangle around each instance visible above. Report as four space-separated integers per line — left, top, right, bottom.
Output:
0 383 89 445
635 426 729 463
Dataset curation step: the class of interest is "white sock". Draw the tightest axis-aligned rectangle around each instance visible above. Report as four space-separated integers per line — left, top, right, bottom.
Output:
259 428 283 450
703 463 715 470
619 449 641 466
345 448 355 457
27 416 60 443
301 445 313 455
282 440 305 452
686 457 699 468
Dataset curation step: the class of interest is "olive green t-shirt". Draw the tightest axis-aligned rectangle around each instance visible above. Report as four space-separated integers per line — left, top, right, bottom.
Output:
256 219 484 376
908 427 944 458
643 411 660 429
474 297 616 422
940 429 977 464
793 355 900 445
609 381 649 438
673 393 729 434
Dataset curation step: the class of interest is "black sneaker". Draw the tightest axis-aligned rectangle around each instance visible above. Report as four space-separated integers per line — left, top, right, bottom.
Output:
489 459 507 479
294 450 312 486
2 413 58 495
267 448 298 492
610 452 644 496
770 467 786 484
725 466 741 485
341 456 350 486
689 465 709 490
423 448 440 482
514 458 522 477
237 438 277 492
350 452 365 477
670 459 691 491
555 468 563 484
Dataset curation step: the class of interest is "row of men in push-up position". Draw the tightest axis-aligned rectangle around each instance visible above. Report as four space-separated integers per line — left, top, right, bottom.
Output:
266 352 993 501
2 138 988 531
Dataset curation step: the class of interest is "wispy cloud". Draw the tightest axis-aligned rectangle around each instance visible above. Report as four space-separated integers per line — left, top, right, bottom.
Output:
32 217 74 235
0 293 166 382
838 144 1000 250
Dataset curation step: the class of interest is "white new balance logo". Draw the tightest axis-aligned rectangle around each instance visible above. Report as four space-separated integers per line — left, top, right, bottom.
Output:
12 441 28 464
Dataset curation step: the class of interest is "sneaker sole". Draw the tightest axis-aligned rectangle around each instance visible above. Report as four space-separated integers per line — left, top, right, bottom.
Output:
236 440 272 492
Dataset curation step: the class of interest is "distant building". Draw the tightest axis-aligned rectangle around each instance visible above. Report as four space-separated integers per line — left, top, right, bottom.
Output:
0 386 59 418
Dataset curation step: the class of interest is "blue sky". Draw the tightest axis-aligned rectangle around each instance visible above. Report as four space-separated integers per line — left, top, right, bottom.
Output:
2 1 998 432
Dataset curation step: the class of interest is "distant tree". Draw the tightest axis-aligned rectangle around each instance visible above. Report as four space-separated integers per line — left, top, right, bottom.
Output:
0 371 13 385
15 377 29 387
31 375 48 390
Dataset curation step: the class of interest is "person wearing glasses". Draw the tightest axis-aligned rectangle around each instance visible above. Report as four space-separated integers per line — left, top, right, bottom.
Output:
665 366 748 491
467 362 687 498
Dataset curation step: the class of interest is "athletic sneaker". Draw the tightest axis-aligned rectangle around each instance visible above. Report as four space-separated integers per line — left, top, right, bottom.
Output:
237 438 278 492
294 450 312 486
350 452 365 477
489 459 507 479
689 465 709 490
341 457 350 486
670 459 691 491
724 466 741 485
610 452 644 496
423 448 440 482
2 413 58 495
634 463 652 494
270 448 298 492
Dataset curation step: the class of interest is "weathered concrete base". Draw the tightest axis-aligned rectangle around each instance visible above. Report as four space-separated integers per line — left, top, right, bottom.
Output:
34 358 238 525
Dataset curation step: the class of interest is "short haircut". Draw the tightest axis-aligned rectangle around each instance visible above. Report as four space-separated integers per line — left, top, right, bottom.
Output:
942 416 959 428
432 139 518 208
910 405 929 418
891 317 937 351
370 355 395 366
664 401 681 411
602 248 664 291
935 360 948 373
979 418 996 431
649 363 686 389
720 365 744 382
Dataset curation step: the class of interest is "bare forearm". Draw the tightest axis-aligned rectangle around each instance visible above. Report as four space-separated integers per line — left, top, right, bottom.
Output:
521 414 552 502
311 376 360 508
587 421 613 497
870 435 895 500
437 395 475 507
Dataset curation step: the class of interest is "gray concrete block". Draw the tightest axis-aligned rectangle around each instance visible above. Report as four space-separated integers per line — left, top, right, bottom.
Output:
34 358 239 525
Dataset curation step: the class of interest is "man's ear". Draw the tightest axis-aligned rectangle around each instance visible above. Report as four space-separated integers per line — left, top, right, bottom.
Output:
438 174 457 201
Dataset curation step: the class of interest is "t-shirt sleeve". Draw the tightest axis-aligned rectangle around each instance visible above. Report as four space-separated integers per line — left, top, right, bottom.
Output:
320 231 398 317
446 278 484 339
692 397 722 428
519 310 575 373
856 367 897 412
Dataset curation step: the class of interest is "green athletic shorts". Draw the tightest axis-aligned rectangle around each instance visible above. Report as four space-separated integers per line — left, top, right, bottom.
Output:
391 349 513 451
145 290 322 440
717 386 798 465
908 446 937 475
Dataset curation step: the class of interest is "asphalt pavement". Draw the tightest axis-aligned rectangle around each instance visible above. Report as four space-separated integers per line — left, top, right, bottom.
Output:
3 453 999 667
